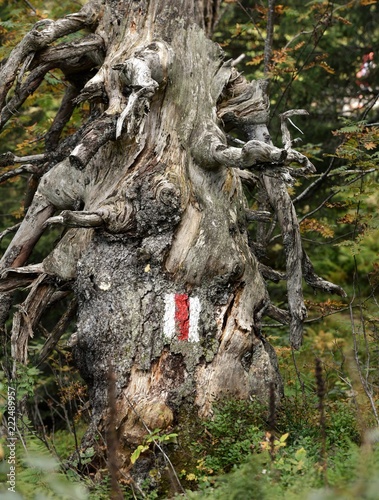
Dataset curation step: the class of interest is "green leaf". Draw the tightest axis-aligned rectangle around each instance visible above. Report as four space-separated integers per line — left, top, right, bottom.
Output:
294 447 307 460
160 432 178 442
279 432 289 443
130 445 149 464
0 20 16 29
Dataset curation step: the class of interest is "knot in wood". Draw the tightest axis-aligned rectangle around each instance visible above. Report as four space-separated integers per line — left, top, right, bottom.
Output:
97 200 134 234
155 181 180 207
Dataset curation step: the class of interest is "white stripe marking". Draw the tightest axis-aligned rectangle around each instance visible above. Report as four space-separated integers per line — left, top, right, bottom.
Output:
163 293 176 340
189 296 201 342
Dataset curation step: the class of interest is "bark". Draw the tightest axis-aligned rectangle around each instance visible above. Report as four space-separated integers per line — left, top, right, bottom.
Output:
264 0 276 75
0 0 344 483
218 71 315 348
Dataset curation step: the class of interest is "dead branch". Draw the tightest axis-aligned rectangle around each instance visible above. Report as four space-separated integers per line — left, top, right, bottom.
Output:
0 193 55 270
235 168 258 186
258 263 286 283
44 211 104 229
0 0 101 111
11 274 55 371
31 33 104 70
265 303 291 325
69 115 117 169
45 85 81 151
303 252 346 297
262 173 307 348
0 223 22 243
0 164 43 184
0 152 45 168
36 299 77 367
279 110 315 173
246 210 272 223
0 264 45 293
0 35 104 132
280 109 308 149
1 63 55 130
218 71 312 347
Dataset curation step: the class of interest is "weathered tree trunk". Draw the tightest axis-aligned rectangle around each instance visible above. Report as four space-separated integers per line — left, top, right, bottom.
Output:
64 0 284 459
0 0 345 482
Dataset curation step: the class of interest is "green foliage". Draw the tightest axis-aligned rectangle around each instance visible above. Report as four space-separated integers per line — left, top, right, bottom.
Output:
11 453 88 500
183 395 379 500
186 452 273 500
190 399 266 475
187 442 379 500
130 428 178 465
215 1 379 135
0 416 88 499
14 364 42 400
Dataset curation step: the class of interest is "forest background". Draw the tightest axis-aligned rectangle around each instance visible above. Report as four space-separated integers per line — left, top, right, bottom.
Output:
0 0 379 498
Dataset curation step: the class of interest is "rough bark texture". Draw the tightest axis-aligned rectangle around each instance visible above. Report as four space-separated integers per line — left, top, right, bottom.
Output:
63 1 284 456
0 0 345 482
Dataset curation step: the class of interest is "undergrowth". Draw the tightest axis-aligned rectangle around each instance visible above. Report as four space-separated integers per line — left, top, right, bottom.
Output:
1 282 378 500
2 376 376 499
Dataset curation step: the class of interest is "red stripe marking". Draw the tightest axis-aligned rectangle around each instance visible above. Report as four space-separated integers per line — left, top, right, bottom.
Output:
175 294 189 341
